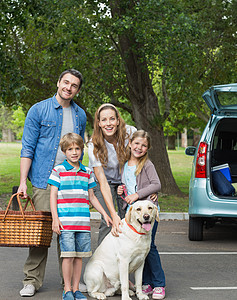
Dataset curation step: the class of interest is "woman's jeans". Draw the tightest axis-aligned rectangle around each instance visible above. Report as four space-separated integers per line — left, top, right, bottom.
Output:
93 183 125 245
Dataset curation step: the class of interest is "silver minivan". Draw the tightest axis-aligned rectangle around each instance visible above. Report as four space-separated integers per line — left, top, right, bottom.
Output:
185 83 237 241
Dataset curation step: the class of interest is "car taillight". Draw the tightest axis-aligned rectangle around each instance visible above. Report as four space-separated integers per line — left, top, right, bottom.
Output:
195 142 207 178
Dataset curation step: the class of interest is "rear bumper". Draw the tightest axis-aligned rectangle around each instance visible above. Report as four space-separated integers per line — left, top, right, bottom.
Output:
189 178 237 217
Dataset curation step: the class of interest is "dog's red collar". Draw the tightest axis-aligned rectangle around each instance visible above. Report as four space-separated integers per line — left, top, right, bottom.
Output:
125 219 146 235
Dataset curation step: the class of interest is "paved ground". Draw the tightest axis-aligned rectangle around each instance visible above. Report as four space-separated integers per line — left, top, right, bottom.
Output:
1 219 237 300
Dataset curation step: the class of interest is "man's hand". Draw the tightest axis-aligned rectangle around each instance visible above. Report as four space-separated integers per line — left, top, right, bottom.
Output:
17 183 28 199
18 157 32 198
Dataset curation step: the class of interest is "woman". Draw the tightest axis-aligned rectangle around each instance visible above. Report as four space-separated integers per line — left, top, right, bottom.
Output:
88 103 136 244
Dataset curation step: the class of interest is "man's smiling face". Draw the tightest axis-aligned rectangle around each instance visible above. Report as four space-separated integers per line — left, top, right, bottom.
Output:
56 73 80 104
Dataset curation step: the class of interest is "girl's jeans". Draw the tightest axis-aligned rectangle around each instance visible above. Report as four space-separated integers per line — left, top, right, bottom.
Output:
142 220 166 287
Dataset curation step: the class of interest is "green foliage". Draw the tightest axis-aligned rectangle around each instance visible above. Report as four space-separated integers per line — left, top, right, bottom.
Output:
166 0 237 124
11 107 26 139
1 0 235 128
0 106 25 140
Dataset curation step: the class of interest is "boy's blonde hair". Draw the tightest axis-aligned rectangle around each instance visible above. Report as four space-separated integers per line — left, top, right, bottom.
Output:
60 133 84 153
91 103 128 168
126 130 151 176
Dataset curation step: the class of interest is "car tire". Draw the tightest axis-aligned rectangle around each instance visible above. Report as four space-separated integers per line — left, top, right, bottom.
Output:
189 216 203 241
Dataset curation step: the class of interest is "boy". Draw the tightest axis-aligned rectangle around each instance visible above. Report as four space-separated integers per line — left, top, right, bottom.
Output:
48 133 112 300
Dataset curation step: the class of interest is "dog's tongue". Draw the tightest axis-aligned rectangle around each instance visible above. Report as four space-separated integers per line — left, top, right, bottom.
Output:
142 223 151 231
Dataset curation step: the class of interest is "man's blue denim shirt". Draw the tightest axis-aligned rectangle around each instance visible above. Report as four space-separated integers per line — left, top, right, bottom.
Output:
21 95 87 189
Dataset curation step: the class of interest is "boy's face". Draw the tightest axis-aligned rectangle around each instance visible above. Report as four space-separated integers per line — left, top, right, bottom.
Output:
63 143 82 167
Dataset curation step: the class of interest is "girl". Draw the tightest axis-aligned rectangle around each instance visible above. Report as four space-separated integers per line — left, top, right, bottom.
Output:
118 130 166 300
87 103 136 244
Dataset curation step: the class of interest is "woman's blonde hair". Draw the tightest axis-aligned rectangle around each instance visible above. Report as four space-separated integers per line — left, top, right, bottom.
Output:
126 130 151 176
91 103 128 168
60 133 84 153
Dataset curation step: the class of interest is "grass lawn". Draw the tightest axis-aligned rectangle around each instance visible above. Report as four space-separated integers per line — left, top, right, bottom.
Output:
0 143 193 212
0 143 23 195
158 149 193 212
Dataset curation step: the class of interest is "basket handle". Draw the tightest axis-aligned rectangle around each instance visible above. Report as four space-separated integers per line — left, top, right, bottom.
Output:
3 193 36 221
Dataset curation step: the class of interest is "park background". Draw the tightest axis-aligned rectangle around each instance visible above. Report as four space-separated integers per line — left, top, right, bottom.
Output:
0 0 236 209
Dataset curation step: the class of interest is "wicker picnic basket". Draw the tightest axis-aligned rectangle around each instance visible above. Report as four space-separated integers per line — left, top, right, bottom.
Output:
0 193 53 248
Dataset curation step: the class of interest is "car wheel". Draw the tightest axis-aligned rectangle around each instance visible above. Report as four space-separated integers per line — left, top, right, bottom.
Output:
189 216 203 241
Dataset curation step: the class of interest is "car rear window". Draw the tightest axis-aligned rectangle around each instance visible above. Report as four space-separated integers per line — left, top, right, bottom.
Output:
216 91 237 107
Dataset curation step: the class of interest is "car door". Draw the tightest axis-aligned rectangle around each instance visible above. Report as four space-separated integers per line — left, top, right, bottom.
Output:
202 83 237 115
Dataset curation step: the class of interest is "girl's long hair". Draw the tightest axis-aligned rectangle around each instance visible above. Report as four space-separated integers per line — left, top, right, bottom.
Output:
126 130 151 176
91 104 128 168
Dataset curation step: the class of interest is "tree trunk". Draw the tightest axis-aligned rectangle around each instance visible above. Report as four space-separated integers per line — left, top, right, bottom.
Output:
168 135 176 150
193 129 201 147
181 128 188 148
132 100 182 195
110 1 182 195
2 128 15 142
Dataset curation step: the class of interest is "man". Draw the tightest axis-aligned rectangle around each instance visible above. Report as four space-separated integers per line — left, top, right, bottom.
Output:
18 69 87 297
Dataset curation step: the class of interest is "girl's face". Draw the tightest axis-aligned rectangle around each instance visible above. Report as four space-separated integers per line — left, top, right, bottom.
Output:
98 108 119 139
64 143 82 167
129 137 148 159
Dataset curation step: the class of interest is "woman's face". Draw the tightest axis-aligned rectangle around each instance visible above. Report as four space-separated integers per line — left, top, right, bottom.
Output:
98 108 119 139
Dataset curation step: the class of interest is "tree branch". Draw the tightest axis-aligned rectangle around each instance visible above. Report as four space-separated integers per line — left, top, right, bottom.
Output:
110 97 133 115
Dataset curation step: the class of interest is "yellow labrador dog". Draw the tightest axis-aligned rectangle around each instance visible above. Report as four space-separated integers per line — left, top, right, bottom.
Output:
84 200 159 300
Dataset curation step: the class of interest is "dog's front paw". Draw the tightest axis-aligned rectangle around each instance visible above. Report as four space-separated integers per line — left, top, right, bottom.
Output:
89 292 107 299
136 291 149 300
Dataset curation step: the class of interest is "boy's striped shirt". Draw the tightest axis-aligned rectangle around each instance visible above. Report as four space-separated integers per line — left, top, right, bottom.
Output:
48 160 96 232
